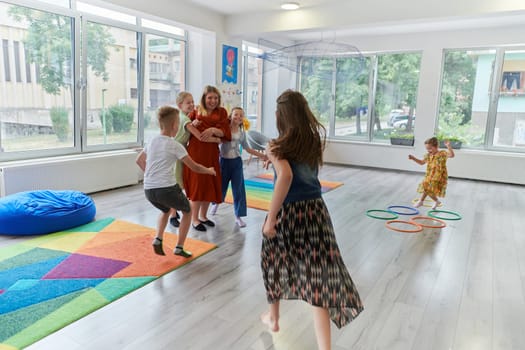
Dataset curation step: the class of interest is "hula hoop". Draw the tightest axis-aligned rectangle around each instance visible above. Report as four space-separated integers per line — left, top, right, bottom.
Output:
410 215 447 229
412 198 443 208
387 205 419 216
366 209 398 220
385 220 423 233
427 210 462 221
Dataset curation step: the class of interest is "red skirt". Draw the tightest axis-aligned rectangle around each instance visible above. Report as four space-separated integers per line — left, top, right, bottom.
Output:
183 137 222 203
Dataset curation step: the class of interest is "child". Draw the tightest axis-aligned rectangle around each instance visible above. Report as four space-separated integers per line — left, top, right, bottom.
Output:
136 106 216 257
212 107 267 227
260 90 363 350
409 137 455 209
169 92 221 228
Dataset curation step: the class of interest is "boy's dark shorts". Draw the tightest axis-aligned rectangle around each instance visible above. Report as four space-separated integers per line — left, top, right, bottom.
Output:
144 184 190 213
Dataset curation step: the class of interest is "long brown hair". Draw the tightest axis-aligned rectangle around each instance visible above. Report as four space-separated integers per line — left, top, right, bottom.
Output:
271 89 326 168
197 85 221 116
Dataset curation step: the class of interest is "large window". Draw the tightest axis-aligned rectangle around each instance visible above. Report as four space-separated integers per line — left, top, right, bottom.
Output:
299 57 334 131
144 34 185 142
334 56 371 139
84 22 139 148
298 52 421 144
0 3 75 153
0 0 187 160
438 48 525 151
372 53 421 143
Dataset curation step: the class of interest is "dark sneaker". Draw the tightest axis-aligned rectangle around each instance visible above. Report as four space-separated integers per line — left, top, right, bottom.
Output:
192 223 206 231
174 247 192 258
170 217 180 228
152 238 166 256
200 219 215 227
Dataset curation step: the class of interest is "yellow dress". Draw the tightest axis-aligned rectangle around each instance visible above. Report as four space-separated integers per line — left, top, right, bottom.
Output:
417 150 448 197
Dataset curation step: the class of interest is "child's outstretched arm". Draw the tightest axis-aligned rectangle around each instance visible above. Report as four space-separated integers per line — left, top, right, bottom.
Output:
262 146 292 239
245 147 268 162
408 154 426 165
444 140 455 158
136 150 146 172
181 155 216 176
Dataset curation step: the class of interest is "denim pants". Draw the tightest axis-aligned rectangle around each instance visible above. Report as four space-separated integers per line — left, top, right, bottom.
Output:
220 156 247 217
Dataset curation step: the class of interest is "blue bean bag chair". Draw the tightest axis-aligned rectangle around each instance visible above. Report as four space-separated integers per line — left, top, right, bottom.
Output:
0 190 96 235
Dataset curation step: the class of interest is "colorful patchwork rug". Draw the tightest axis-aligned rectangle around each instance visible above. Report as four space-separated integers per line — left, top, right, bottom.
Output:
225 173 343 211
0 218 216 350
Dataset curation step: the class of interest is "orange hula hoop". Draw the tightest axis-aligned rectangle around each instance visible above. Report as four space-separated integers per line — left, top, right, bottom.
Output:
385 220 423 233
409 216 446 229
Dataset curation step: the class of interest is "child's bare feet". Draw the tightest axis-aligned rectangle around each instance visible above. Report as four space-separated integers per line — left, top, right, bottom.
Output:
260 311 279 332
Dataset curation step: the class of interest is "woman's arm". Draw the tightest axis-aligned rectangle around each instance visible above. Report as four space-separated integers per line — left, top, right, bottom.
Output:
262 147 292 238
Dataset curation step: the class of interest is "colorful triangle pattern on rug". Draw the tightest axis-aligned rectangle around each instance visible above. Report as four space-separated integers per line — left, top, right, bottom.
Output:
0 218 217 350
225 172 343 211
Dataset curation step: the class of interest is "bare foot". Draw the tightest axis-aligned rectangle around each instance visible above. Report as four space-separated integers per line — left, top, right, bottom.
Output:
260 311 279 332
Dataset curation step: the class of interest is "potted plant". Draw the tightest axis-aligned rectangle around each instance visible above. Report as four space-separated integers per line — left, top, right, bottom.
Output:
437 133 463 149
389 132 414 146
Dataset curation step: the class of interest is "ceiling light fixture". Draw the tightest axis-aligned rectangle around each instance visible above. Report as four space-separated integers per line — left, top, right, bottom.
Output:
281 2 300 10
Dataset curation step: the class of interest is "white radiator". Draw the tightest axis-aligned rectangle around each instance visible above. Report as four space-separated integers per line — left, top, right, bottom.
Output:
0 150 141 197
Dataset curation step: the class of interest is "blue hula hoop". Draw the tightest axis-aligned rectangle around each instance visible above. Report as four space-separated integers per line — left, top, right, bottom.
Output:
387 205 420 216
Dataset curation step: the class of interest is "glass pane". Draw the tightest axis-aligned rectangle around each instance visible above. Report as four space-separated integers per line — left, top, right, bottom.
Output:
299 57 333 131
373 53 421 143
245 55 262 132
493 50 525 150
334 56 370 138
438 50 495 148
85 22 139 146
77 2 136 24
143 34 185 142
0 3 75 153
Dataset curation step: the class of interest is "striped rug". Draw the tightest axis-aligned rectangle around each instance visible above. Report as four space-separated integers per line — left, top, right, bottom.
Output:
225 173 343 211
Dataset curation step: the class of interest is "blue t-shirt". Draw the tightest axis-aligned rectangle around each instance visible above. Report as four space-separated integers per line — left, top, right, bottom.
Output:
281 161 322 203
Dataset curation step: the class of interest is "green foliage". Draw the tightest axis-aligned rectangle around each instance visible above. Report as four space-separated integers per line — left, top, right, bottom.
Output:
389 131 414 139
439 51 476 124
50 106 69 142
143 112 152 129
99 108 113 134
8 5 114 95
108 104 134 133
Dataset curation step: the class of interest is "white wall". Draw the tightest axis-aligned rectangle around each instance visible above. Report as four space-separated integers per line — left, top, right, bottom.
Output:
321 25 525 185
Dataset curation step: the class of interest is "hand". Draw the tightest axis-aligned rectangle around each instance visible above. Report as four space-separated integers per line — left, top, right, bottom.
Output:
262 217 277 238
444 140 451 148
192 119 201 127
263 158 272 170
207 167 216 176
408 154 415 160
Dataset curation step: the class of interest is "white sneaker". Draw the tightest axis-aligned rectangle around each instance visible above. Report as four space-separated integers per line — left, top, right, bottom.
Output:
432 201 441 210
414 201 423 208
210 203 218 215
235 217 246 228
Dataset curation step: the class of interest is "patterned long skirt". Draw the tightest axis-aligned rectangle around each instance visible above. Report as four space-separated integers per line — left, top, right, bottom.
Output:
261 197 363 328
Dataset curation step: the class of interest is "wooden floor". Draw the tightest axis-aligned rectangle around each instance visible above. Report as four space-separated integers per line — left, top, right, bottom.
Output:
3 162 524 349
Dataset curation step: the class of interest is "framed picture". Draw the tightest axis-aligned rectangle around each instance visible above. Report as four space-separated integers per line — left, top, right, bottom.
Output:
500 71 525 95
222 45 238 84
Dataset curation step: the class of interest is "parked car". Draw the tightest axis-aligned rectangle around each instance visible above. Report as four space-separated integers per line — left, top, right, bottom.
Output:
388 114 409 127
393 115 415 130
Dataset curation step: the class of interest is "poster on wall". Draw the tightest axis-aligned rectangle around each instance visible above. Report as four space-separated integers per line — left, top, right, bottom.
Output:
222 44 238 84
514 119 525 146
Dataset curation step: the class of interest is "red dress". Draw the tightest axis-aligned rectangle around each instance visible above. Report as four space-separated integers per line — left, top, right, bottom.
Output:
183 107 231 202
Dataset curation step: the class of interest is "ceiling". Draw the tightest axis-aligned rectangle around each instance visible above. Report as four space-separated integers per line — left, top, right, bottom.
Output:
179 0 525 41
182 0 334 15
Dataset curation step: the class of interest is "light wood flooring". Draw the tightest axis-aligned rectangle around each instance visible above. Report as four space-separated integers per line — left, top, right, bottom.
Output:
2 162 524 350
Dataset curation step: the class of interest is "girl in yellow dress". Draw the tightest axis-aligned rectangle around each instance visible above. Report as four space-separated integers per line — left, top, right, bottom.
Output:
409 137 455 209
